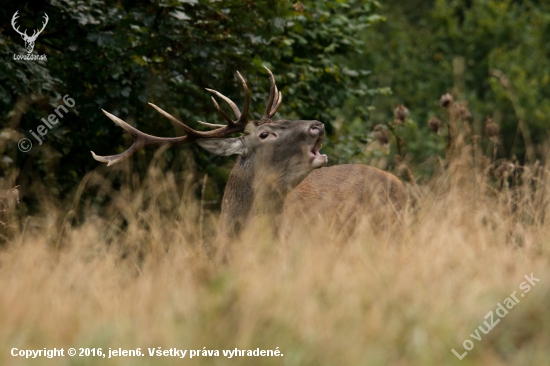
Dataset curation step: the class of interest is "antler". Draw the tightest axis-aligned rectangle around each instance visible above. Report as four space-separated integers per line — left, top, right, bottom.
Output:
262 66 282 119
11 11 26 37
203 71 250 125
91 72 252 166
200 66 282 128
33 13 49 39
11 11 49 39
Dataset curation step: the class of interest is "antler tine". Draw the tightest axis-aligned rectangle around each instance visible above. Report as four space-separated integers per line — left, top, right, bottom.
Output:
34 13 49 37
235 71 250 124
91 141 143 166
272 84 279 107
197 121 225 128
40 14 49 32
91 109 191 166
270 91 282 117
11 11 25 36
262 66 277 119
205 88 241 119
204 71 250 126
209 96 233 124
148 103 204 135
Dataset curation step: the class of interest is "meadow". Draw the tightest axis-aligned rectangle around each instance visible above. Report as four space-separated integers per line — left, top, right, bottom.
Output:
1 137 549 366
2 1 550 365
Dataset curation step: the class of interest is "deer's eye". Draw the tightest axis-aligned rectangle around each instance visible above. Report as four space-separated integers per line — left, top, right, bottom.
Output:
259 132 269 139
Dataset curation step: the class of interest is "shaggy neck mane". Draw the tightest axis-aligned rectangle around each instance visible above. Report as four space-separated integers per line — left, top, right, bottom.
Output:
218 156 286 238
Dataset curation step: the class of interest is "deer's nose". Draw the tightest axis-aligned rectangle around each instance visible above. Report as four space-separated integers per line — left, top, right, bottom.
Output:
309 124 324 137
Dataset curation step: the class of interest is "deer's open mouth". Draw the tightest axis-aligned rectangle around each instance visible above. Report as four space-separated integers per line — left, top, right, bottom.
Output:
309 142 323 157
309 138 327 167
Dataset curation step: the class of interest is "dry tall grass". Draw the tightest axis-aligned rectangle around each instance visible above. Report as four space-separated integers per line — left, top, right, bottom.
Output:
1 145 550 366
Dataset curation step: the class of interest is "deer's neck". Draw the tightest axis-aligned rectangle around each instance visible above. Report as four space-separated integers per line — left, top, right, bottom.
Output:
218 157 286 238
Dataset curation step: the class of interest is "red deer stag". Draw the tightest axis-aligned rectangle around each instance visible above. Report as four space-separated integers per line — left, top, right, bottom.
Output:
92 68 327 237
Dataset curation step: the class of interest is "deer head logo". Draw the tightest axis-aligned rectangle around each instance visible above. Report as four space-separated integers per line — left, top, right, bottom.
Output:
11 11 49 54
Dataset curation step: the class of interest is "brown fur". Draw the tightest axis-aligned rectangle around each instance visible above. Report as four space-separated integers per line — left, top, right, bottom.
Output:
284 164 406 236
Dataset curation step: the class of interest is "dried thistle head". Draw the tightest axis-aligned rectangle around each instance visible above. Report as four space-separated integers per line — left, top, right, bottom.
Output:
374 125 390 145
293 2 305 12
427 117 442 134
455 102 472 120
485 117 500 143
394 104 409 122
440 93 454 108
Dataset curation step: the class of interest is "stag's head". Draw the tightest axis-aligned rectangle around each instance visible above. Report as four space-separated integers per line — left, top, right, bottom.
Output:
203 117 326 194
11 11 49 54
197 70 327 194
92 67 327 195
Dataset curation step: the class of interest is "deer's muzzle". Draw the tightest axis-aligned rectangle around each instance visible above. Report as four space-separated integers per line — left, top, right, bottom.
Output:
308 124 324 137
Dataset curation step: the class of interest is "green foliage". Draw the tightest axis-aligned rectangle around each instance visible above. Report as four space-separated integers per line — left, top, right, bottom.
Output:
0 0 383 206
350 0 550 171
5 0 549 207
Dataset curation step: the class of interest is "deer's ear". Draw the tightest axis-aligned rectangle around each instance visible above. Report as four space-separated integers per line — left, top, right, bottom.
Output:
197 138 247 156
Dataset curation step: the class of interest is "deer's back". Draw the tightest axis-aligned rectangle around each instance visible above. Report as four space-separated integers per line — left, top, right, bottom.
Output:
284 164 405 234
